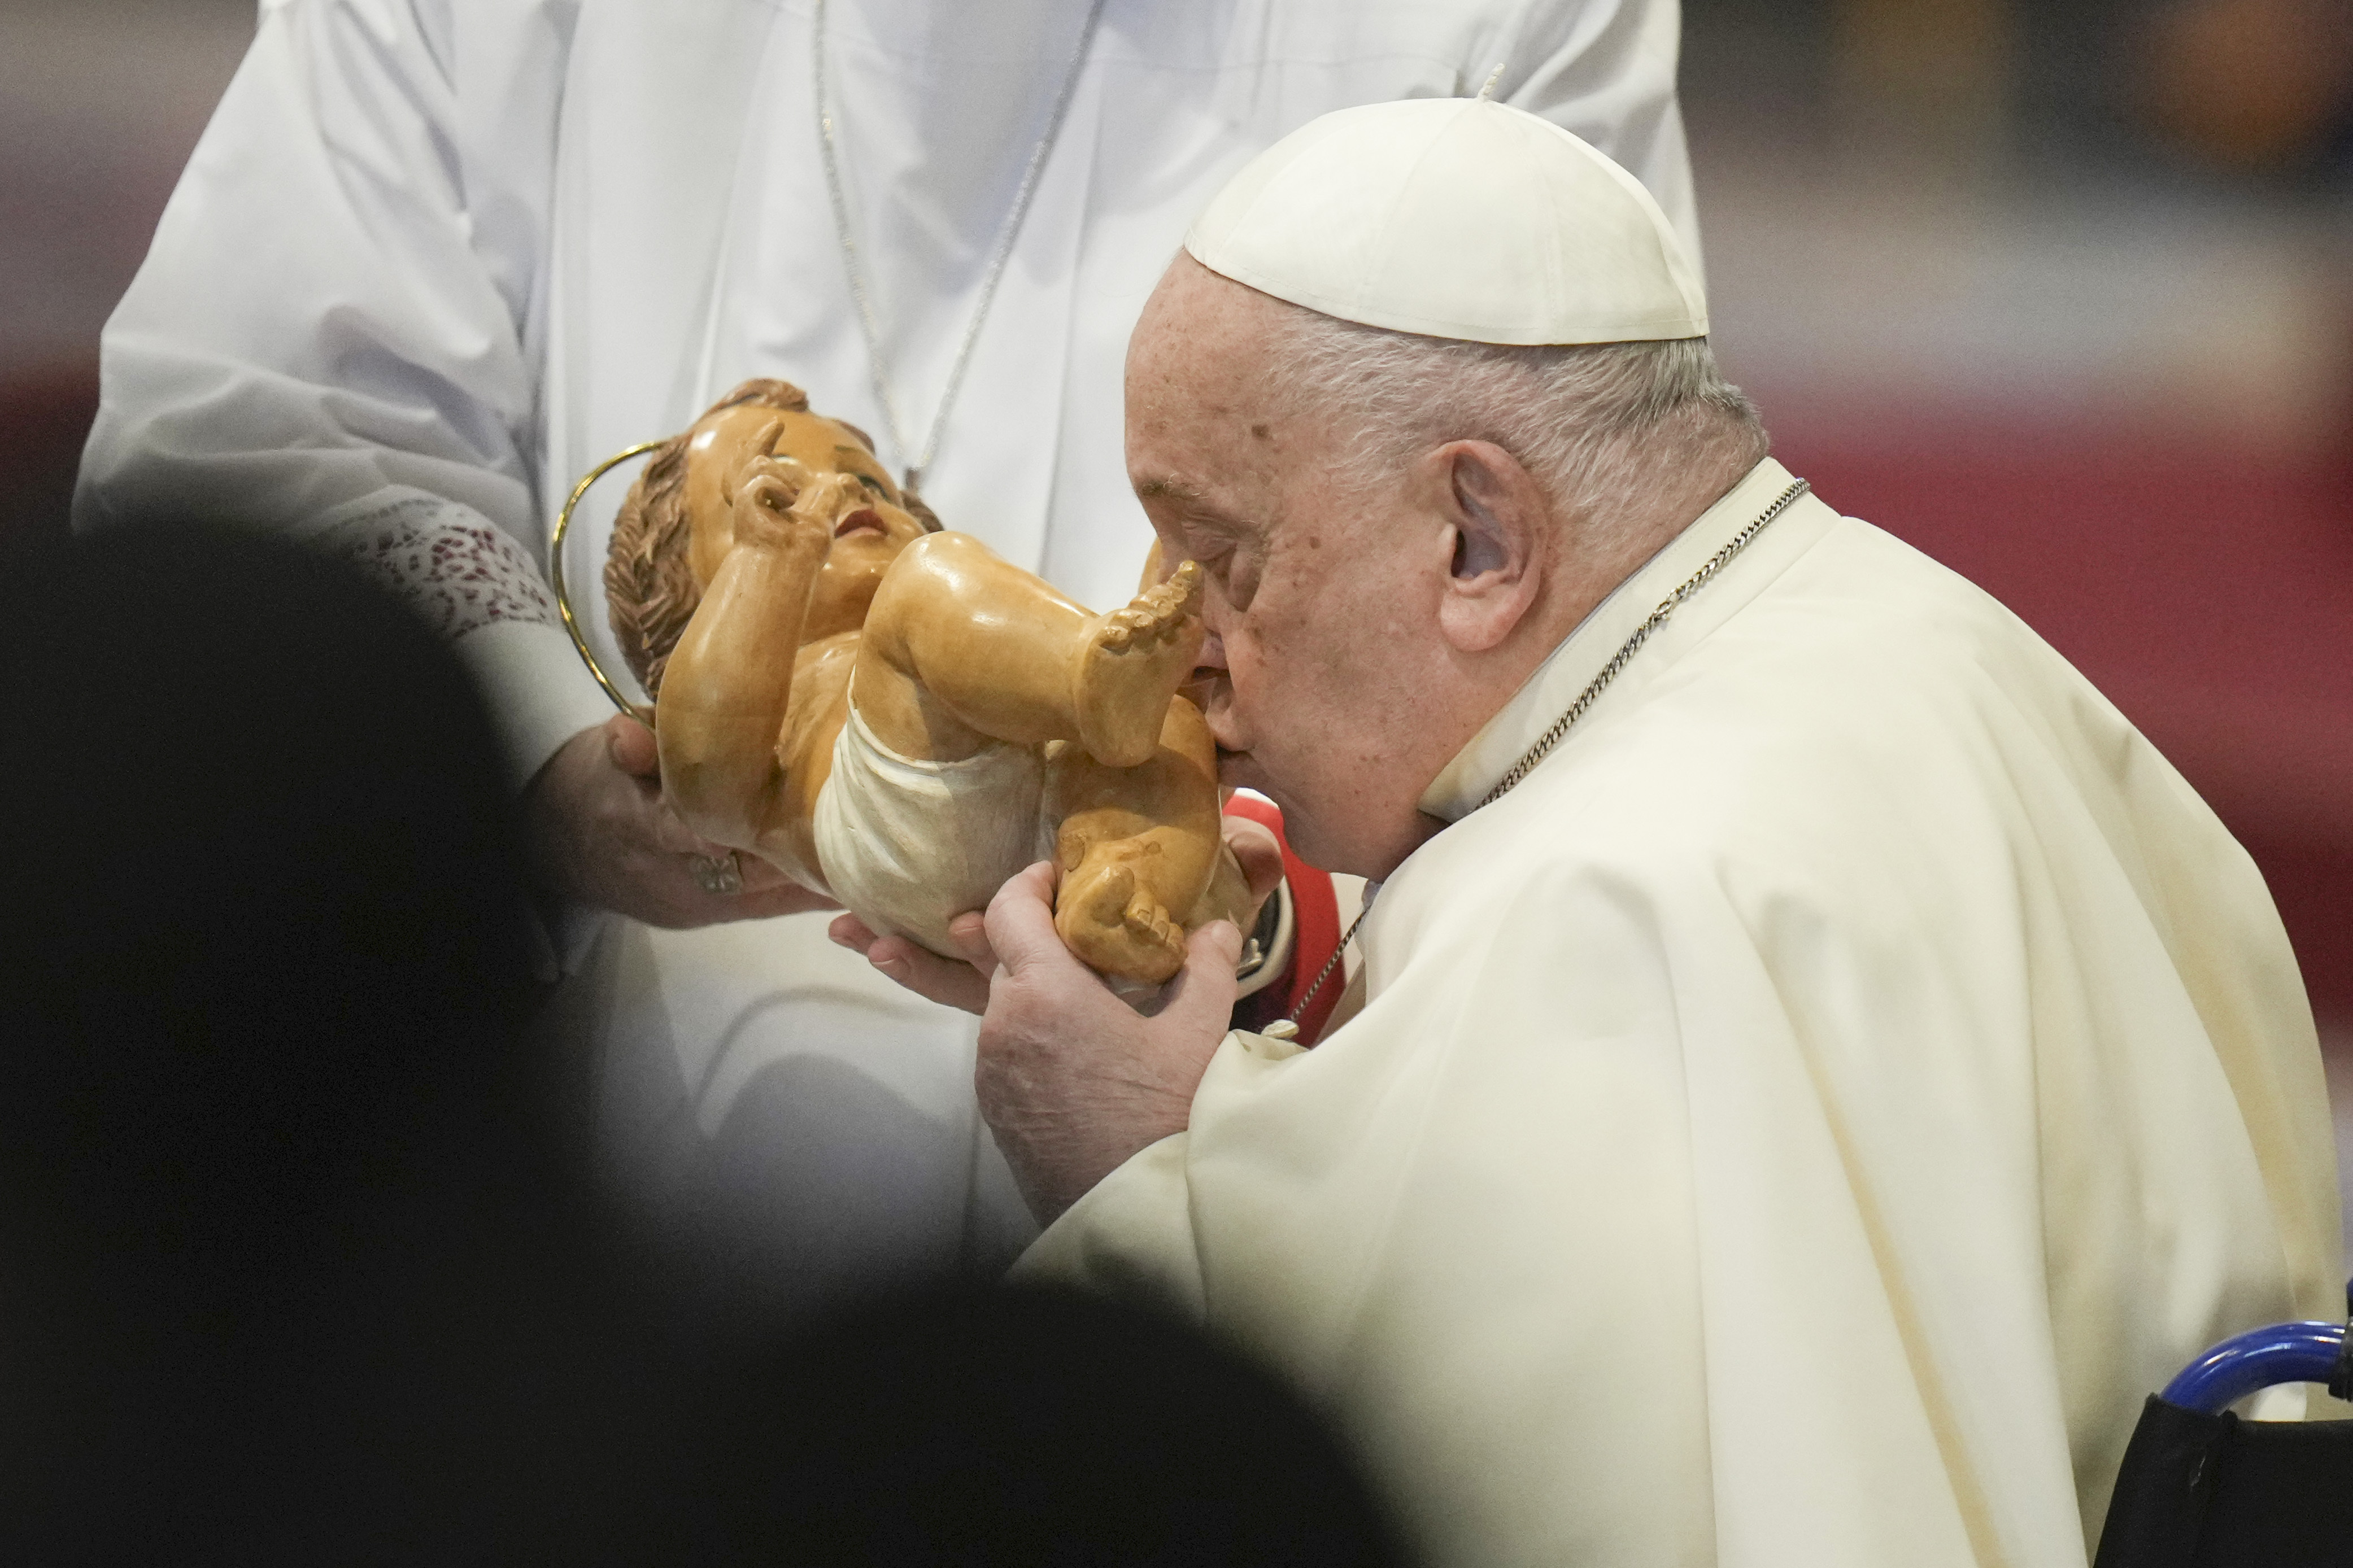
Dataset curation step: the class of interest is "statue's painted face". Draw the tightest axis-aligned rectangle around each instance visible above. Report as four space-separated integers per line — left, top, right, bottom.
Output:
681 404 932 640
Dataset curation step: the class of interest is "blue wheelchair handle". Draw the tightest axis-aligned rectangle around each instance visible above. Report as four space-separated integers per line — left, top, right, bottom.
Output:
2160 1320 2347 1414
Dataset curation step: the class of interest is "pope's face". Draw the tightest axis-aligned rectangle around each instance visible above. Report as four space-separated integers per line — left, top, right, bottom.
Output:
1126 260 1459 879
683 404 929 640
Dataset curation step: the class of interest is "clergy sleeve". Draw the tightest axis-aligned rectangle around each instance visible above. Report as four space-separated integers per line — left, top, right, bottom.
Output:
1500 0 1702 278
1019 838 2072 1566
1014 1130 1208 1321
76 0 611 790
1022 861 1736 1566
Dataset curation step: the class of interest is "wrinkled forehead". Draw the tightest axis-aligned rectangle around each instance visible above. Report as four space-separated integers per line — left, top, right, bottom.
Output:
1127 261 1316 539
1128 256 1282 401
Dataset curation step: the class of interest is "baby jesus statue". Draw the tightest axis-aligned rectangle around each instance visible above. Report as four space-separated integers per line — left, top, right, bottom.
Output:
602 379 1254 985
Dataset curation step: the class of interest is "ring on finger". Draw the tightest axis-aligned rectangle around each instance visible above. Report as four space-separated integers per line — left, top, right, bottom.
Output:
689 850 744 897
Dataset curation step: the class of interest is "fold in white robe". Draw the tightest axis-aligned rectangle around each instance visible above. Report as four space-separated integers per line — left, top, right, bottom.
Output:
77 0 1698 1300
1020 458 2343 1567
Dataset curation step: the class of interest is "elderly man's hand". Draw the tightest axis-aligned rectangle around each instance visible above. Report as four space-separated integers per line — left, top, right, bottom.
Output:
521 715 836 928
829 908 1001 1014
976 861 1240 1223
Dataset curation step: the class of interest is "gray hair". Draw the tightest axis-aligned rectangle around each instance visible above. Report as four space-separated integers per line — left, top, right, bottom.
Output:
1266 312 1768 551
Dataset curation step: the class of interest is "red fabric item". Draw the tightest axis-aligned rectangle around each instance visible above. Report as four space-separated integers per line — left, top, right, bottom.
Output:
1223 793 1345 1046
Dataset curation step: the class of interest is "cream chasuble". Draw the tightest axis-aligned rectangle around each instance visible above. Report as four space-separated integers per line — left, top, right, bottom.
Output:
1018 458 2343 1568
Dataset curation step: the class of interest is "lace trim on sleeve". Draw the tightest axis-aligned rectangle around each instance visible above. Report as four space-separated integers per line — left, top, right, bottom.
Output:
317 493 561 643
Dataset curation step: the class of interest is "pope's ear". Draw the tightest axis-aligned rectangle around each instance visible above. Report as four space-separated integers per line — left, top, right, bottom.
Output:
1432 440 1545 654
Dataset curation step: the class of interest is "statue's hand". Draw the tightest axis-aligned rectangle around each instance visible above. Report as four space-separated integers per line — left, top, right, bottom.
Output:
733 459 855 558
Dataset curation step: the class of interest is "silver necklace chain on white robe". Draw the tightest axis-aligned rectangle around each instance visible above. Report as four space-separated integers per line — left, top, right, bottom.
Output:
1279 479 1814 1032
813 0 1109 492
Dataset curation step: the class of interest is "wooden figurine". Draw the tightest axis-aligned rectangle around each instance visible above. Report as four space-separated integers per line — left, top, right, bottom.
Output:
602 379 1250 985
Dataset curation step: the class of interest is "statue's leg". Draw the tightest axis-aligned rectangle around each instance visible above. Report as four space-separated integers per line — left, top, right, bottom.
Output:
853 533 1202 767
1067 561 1205 768
1046 697 1227 985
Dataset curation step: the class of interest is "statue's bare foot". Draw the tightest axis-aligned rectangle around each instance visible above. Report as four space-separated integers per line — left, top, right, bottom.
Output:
1071 562 1204 767
1056 858 1187 985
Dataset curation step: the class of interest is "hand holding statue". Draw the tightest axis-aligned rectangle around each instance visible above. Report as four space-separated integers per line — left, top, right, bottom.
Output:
521 712 836 928
969 861 1242 1222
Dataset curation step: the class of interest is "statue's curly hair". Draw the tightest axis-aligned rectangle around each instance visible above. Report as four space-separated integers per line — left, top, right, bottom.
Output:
603 378 942 699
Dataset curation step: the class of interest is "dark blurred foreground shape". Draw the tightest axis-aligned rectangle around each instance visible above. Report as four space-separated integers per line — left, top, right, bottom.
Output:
0 519 602 1559
0 521 1406 1562
650 1281 1413 1568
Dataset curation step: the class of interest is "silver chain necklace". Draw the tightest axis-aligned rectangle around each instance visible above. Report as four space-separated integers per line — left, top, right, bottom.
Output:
813 0 1109 492
1274 480 1812 1035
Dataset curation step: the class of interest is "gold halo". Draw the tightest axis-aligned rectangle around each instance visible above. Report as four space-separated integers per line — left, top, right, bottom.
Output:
548 440 664 720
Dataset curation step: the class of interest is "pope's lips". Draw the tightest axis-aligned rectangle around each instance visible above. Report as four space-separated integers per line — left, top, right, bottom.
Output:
833 508 886 539
1199 696 1244 759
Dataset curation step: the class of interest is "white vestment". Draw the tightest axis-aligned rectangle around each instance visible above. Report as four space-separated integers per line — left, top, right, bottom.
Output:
1019 458 2343 1566
76 0 1697 1299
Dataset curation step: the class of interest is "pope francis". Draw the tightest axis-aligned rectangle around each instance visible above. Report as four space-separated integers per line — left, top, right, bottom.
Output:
919 97 2346 1566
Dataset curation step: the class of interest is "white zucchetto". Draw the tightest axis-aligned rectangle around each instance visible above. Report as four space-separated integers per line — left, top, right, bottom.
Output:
1184 95 1707 346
